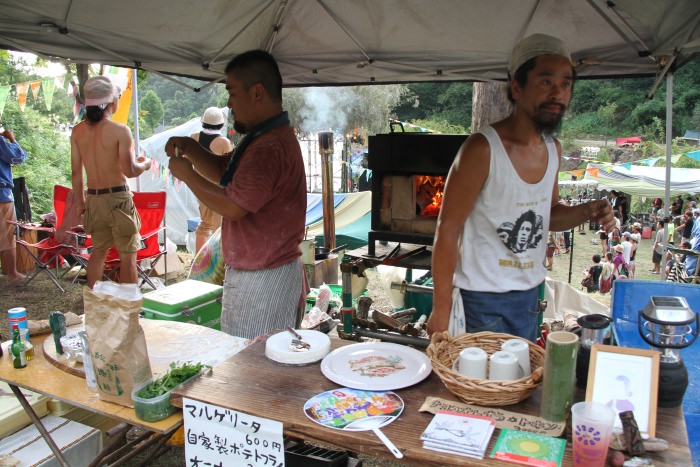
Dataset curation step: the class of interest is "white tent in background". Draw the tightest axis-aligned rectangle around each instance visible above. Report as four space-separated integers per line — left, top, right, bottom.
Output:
135 112 230 245
583 163 700 197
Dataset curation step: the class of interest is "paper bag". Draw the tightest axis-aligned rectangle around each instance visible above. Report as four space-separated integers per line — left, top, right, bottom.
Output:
84 282 152 407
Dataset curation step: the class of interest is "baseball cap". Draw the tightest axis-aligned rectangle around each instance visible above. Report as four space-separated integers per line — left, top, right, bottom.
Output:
623 232 631 238
84 76 121 107
201 107 225 126
633 222 642 229
508 33 571 78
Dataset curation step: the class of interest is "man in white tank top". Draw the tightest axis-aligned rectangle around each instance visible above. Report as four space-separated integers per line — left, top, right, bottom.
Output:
427 34 616 342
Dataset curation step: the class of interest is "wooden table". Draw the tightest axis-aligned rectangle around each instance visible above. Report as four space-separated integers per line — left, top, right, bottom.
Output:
0 319 248 466
172 333 693 466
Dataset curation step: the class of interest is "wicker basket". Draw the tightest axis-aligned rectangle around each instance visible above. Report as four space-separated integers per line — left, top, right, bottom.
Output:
427 331 545 406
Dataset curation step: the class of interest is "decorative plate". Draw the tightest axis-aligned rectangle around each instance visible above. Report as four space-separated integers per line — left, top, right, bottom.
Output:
303 387 404 430
320 342 431 390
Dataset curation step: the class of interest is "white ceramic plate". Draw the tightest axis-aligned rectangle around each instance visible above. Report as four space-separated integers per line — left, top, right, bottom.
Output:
320 342 432 391
265 330 330 365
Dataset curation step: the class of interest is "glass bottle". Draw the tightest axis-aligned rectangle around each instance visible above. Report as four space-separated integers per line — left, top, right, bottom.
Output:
23 329 34 361
11 324 27 369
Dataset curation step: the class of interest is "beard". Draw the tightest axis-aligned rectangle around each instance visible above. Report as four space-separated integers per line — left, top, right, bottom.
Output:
233 119 249 134
533 102 566 135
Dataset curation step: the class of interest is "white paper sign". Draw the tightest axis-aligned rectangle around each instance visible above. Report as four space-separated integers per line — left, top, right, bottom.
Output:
183 397 285 466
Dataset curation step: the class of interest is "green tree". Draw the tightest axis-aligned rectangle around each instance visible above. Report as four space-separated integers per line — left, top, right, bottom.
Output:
140 90 164 133
597 103 618 145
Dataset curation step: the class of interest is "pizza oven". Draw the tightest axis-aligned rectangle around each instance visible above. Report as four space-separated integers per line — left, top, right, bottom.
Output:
367 132 468 255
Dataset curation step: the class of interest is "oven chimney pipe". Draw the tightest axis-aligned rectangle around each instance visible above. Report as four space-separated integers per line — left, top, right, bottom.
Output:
318 132 336 249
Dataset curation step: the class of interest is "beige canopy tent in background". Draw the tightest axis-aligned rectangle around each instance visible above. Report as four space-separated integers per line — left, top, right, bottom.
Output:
1 0 699 226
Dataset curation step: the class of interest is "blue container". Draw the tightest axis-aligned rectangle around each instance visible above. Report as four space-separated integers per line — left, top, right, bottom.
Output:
8 307 28 335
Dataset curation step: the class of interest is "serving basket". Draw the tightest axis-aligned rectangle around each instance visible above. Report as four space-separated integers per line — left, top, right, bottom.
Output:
426 331 546 406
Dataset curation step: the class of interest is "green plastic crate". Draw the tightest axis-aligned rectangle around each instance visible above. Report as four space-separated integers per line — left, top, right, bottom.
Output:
142 280 222 330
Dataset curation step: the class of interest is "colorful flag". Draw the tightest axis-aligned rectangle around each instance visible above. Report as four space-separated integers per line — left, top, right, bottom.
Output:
41 77 56 110
29 80 42 102
15 82 29 111
0 85 10 117
111 68 132 125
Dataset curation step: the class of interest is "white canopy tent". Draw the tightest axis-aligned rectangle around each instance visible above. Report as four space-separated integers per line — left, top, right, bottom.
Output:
1 0 699 239
583 163 700 197
1 0 698 86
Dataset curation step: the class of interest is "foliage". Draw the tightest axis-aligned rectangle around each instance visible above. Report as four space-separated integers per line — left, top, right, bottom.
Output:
138 90 164 138
407 118 467 135
392 82 472 128
4 102 72 216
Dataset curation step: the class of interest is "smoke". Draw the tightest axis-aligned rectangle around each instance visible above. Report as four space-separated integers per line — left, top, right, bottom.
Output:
299 87 357 135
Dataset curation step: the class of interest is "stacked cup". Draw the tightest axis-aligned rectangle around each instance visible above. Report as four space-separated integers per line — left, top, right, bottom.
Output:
453 338 532 381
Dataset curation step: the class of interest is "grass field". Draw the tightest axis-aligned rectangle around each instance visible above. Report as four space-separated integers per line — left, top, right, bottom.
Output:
545 223 664 309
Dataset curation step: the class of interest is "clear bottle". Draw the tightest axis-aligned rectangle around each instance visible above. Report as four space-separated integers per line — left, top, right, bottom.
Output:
23 329 34 361
11 324 27 369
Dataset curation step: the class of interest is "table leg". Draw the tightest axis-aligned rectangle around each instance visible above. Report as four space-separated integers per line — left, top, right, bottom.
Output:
9 384 70 467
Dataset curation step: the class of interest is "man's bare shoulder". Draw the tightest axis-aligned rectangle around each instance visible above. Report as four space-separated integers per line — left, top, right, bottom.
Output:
458 132 490 161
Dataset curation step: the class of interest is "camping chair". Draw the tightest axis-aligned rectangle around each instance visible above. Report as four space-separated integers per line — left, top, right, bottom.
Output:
71 191 167 289
8 185 84 292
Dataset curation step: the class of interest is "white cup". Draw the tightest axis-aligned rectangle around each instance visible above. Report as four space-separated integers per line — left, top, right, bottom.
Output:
502 338 531 377
489 350 522 380
454 347 487 379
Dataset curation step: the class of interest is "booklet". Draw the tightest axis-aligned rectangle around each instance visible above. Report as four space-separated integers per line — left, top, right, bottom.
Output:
490 428 566 467
421 410 495 458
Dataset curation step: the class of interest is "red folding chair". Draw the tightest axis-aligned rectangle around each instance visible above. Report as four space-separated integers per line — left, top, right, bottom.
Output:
71 191 167 289
8 185 84 292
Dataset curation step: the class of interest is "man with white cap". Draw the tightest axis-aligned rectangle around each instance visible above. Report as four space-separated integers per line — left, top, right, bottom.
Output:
190 107 233 253
428 34 615 342
71 75 152 288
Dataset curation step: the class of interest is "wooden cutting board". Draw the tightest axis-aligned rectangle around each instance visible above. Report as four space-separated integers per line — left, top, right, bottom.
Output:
42 319 249 378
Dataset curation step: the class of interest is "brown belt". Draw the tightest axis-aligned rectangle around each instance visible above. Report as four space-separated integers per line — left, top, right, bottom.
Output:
86 185 129 195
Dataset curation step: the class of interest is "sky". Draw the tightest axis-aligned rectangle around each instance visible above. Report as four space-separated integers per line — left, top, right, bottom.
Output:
10 51 67 77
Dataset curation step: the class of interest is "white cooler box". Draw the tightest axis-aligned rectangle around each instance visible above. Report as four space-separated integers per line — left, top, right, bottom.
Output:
0 415 102 466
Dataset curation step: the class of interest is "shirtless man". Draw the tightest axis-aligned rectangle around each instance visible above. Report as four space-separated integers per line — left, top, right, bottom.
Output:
70 76 151 288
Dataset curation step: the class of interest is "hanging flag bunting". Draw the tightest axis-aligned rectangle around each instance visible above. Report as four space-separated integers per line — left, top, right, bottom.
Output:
29 80 42 102
586 167 599 178
621 162 633 170
671 154 682 164
685 152 700 163
644 158 660 166
0 85 10 117
603 166 613 173
41 77 56 111
55 75 66 92
570 169 584 178
15 82 29 111
110 68 132 125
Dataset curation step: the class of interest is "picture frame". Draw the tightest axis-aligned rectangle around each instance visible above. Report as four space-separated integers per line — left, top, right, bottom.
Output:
586 344 659 437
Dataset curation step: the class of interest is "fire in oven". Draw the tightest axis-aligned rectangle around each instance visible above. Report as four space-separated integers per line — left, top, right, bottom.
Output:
367 132 468 256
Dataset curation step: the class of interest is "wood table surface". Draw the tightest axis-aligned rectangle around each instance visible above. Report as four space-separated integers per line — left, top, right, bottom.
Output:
172 332 692 466
0 319 249 435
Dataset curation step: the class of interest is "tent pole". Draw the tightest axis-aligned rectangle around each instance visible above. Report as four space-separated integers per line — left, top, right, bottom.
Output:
660 72 673 280
132 68 141 192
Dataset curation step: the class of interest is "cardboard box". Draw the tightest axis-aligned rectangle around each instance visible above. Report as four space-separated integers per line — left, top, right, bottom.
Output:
304 255 339 288
0 382 50 439
151 250 183 279
0 414 102 466
142 279 223 330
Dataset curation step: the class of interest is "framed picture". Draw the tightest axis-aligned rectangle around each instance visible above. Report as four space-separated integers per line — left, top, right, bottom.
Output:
586 344 660 437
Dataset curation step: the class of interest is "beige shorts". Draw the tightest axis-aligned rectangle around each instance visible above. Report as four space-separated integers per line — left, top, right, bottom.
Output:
84 191 141 253
0 202 17 251
195 200 222 236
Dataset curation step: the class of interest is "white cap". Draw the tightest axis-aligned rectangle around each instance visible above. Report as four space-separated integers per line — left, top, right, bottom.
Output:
201 107 225 125
509 33 571 78
84 76 121 107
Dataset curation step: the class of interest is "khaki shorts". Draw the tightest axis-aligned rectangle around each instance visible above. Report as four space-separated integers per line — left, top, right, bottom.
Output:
84 191 141 253
195 200 222 236
0 202 17 251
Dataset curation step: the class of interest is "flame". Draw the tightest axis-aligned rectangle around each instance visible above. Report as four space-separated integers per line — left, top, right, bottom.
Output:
416 175 445 216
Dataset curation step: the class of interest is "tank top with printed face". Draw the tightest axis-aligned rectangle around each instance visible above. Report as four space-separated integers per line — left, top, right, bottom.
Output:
453 126 559 293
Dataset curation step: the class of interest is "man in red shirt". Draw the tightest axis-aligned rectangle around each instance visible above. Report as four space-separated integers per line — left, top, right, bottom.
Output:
166 50 307 339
